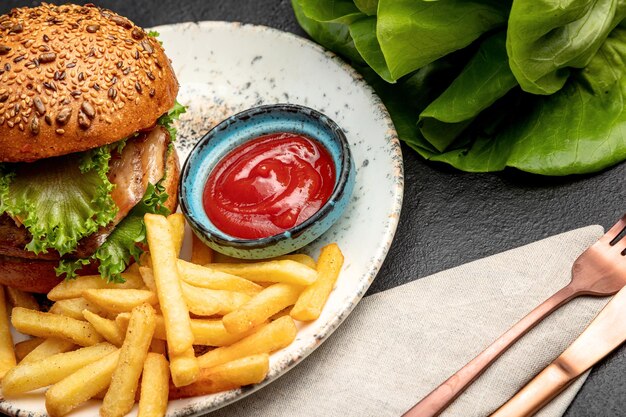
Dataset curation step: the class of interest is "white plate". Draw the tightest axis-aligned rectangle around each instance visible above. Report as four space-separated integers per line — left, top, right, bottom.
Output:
1 21 403 417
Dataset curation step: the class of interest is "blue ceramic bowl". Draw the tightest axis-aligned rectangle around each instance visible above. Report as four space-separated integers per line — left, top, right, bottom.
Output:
179 104 356 259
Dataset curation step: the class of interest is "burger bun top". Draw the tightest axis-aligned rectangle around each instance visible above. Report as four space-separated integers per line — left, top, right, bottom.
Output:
0 3 179 162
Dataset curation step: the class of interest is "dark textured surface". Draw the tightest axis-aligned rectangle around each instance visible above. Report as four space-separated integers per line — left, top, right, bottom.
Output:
1 1 625 416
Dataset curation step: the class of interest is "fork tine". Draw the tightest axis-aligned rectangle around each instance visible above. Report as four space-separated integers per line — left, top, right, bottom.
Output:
599 214 626 244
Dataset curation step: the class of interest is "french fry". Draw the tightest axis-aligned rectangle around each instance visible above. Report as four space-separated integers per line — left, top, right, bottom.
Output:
169 354 269 399
269 306 292 321
291 243 344 321
150 338 167 355
48 297 104 320
92 388 108 400
116 313 260 346
223 283 302 334
101 303 156 417
0 285 16 378
139 266 157 292
169 346 200 387
209 260 318 286
191 233 213 265
6 287 39 310
126 262 141 277
197 316 297 369
1 342 116 396
167 213 186 257
181 282 250 316
273 254 317 269
14 337 45 362
138 353 170 417
11 307 103 346
82 289 158 314
178 260 263 296
48 273 143 301
45 349 120 417
83 310 125 346
144 213 194 356
21 338 76 364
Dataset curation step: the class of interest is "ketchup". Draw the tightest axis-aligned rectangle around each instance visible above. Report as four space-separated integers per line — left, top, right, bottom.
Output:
203 133 336 239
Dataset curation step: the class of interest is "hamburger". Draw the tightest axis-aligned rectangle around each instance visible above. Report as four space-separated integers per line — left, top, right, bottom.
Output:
0 3 184 293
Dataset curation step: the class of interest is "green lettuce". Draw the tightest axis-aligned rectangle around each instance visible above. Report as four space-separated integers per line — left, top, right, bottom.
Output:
0 143 121 256
57 181 170 282
376 0 510 80
292 0 626 175
416 23 626 174
158 100 186 140
292 0 365 65
507 0 626 95
418 31 518 152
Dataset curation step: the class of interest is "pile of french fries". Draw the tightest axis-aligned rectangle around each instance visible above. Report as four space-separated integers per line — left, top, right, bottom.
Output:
0 213 344 417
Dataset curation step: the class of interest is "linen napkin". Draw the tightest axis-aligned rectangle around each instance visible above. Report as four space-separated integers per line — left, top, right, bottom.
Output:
212 226 610 417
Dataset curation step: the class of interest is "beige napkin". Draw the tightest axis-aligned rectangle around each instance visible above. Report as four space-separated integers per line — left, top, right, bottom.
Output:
211 226 609 417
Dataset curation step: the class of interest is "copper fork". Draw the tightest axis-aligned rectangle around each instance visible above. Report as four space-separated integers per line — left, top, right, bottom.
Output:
403 214 626 417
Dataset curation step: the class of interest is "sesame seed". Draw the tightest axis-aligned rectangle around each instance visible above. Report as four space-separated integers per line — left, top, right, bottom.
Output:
39 52 56 63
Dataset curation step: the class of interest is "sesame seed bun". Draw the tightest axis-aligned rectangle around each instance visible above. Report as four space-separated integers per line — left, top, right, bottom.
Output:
0 3 179 162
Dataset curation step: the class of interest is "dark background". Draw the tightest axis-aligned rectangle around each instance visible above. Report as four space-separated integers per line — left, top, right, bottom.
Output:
2 1 625 415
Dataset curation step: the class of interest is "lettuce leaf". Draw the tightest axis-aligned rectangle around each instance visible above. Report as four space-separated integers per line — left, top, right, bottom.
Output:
0 143 121 256
376 0 510 80
417 23 626 174
57 181 170 282
292 0 365 65
292 0 626 175
157 100 186 140
418 31 518 152
507 0 626 95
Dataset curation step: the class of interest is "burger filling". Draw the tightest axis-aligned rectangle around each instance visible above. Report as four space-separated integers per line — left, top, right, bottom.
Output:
0 102 185 282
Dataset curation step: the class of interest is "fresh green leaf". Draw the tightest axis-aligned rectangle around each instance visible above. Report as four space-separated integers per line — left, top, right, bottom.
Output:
354 0 378 16
157 100 187 140
349 16 393 82
507 0 626 95
357 48 478 154
377 0 511 80
354 0 378 15
419 31 518 152
0 148 118 256
292 0 626 175
421 23 626 174
298 0 363 24
504 23 626 174
293 0 365 65
57 180 170 282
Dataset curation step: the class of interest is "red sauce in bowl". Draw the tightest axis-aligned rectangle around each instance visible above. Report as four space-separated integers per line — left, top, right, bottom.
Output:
202 132 336 239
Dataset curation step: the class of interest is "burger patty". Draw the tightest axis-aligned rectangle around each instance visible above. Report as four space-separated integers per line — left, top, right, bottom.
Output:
0 126 169 261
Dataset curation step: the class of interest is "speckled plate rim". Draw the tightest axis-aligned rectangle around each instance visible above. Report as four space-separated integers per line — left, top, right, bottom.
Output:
0 20 404 417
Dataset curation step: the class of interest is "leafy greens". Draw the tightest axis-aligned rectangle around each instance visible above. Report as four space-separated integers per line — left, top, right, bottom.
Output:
57 181 170 282
0 144 120 256
292 0 626 175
